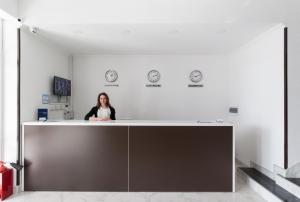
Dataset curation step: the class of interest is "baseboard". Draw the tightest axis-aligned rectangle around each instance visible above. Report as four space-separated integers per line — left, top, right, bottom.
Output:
13 185 22 194
236 158 248 167
240 171 282 202
250 161 275 180
286 162 300 178
274 164 287 178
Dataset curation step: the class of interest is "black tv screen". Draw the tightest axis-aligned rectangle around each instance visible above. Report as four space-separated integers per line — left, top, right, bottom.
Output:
53 76 71 96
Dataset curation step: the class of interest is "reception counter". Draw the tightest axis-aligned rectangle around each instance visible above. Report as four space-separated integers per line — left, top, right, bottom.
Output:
22 120 235 192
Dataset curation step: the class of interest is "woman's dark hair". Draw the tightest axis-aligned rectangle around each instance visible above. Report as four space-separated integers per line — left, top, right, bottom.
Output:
97 92 111 108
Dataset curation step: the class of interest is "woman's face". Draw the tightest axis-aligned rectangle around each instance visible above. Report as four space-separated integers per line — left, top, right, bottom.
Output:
99 95 108 106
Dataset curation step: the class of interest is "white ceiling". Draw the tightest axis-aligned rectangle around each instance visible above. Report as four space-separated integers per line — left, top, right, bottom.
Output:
18 0 300 54
19 0 292 24
34 23 278 54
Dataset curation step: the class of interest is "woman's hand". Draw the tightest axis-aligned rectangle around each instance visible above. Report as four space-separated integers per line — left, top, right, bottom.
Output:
89 115 97 121
89 116 111 121
99 117 111 121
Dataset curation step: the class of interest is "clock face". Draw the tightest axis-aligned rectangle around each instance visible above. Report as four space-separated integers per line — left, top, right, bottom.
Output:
147 70 161 83
105 70 118 83
189 70 203 83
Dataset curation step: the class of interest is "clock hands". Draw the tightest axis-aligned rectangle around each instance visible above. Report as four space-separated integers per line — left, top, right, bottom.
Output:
105 70 118 83
148 70 160 83
190 70 202 83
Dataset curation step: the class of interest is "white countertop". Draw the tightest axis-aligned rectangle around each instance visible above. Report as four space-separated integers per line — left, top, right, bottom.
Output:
22 120 233 126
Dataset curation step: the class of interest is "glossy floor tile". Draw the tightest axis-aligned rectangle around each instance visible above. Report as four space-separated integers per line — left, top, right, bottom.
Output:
240 168 300 202
287 178 300 187
6 174 266 202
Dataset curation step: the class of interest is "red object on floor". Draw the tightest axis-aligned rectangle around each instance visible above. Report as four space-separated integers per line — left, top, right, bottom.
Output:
0 162 13 201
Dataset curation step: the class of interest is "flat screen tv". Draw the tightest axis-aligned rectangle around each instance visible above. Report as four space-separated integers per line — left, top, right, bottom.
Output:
53 76 71 96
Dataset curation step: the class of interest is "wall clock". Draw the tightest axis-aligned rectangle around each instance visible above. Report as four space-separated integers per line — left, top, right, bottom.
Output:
147 70 161 83
105 69 118 83
189 70 203 83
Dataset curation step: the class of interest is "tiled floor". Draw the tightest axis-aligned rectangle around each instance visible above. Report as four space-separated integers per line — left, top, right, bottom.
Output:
287 178 300 187
5 172 266 202
240 168 300 202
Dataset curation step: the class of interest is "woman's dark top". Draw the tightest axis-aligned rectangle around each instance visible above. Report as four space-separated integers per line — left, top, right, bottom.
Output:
84 106 116 120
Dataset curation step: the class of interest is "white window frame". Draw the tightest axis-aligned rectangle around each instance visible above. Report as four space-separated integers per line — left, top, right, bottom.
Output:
0 9 21 163
0 19 3 161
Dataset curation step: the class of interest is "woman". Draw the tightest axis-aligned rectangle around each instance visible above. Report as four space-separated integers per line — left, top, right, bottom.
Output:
84 92 116 121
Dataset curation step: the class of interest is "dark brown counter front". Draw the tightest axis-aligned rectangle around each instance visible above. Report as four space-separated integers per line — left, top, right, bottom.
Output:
23 125 233 192
129 126 233 192
24 126 128 191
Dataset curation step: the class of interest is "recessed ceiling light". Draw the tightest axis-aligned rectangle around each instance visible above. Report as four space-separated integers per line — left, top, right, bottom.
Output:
224 17 236 24
168 29 180 35
216 29 227 34
242 0 252 8
121 30 132 35
73 30 84 35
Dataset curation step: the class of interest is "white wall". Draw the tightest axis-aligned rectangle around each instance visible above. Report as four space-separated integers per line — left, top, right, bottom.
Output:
0 0 18 18
228 24 285 171
73 55 229 120
21 29 70 122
